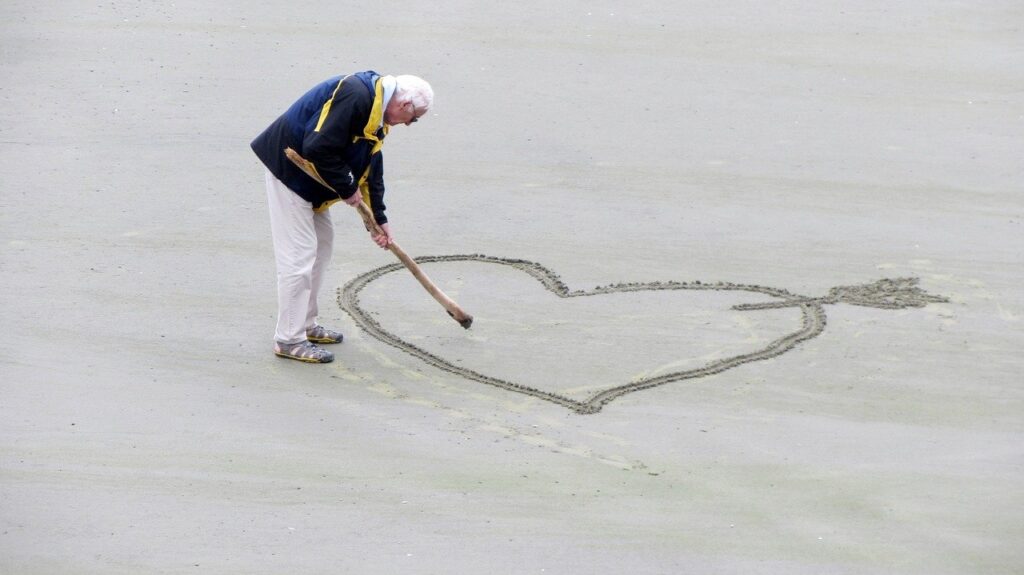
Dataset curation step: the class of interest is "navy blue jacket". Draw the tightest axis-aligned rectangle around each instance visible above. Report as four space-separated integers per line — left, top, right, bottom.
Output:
252 71 389 222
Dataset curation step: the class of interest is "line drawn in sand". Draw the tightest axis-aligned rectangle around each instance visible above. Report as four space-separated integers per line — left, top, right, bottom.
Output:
338 255 948 415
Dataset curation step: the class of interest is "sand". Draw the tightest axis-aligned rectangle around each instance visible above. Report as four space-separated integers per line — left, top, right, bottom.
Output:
2 1 1022 573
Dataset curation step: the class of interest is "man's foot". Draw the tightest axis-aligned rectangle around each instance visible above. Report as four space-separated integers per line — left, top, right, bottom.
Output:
306 325 344 344
274 340 334 363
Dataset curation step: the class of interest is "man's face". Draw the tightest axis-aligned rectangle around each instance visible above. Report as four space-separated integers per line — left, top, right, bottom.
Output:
384 98 425 127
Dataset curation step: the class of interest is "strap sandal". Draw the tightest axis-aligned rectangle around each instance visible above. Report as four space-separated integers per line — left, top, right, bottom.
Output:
274 340 334 363
306 325 344 344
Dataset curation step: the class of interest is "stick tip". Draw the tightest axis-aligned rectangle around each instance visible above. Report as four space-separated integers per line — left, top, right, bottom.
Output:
447 310 473 329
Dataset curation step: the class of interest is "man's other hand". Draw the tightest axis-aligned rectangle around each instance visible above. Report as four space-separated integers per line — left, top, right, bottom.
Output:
372 222 393 249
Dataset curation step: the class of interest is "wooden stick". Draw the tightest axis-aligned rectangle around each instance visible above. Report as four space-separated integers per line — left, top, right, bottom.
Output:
283 147 473 328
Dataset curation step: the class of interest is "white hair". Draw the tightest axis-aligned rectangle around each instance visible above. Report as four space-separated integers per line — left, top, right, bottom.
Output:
394 75 434 111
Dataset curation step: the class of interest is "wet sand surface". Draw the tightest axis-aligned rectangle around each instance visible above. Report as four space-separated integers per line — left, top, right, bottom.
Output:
2 1 1022 573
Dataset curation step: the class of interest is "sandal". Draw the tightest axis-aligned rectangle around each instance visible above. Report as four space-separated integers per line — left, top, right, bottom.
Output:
274 340 334 363
306 325 344 344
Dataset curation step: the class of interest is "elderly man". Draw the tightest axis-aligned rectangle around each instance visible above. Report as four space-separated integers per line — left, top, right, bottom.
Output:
251 72 433 363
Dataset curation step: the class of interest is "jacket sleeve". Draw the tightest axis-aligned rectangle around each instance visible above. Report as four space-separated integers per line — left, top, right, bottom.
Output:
301 82 367 199
366 152 387 225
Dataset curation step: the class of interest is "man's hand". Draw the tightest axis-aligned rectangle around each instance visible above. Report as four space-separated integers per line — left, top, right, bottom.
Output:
343 191 363 207
372 222 393 249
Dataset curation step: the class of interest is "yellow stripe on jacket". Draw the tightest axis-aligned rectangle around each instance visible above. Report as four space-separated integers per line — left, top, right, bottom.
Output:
313 77 347 133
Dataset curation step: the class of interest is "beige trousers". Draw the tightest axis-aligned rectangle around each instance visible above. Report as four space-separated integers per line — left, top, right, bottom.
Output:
265 169 333 344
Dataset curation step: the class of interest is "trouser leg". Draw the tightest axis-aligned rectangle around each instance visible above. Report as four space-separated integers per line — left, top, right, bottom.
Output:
306 208 334 331
265 169 317 344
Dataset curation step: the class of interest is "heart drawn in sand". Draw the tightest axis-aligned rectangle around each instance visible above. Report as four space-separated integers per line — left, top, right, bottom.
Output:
338 255 947 414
